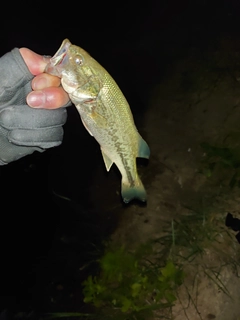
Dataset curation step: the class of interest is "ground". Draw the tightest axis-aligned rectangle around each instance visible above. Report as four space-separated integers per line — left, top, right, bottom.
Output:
106 32 240 319
90 11 240 320
1 2 240 320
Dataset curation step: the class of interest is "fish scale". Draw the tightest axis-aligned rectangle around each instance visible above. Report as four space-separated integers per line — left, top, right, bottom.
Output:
45 39 150 203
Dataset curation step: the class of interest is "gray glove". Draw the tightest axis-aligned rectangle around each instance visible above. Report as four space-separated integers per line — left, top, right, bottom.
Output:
0 48 68 165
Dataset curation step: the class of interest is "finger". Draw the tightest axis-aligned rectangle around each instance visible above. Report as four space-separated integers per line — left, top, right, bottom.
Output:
27 87 70 109
19 47 50 75
32 73 61 90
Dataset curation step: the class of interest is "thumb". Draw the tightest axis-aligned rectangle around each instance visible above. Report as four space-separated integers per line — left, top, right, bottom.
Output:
19 48 50 76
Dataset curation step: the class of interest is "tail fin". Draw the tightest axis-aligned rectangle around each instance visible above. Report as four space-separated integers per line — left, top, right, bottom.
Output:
121 178 147 204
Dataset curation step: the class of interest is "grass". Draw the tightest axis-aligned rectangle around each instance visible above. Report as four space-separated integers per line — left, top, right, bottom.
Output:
14 139 240 320
43 203 238 320
80 244 184 319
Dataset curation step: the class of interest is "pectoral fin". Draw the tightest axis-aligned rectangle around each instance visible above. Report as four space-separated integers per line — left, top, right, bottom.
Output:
75 104 108 136
101 148 113 171
138 134 150 159
90 110 108 128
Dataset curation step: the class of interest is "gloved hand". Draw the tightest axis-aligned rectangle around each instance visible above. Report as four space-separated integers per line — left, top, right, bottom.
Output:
0 48 70 165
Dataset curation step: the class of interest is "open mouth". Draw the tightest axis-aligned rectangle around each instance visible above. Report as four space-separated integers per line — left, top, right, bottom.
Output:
50 39 71 66
45 39 72 76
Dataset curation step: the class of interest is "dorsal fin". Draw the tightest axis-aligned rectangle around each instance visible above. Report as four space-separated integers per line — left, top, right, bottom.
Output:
138 134 150 159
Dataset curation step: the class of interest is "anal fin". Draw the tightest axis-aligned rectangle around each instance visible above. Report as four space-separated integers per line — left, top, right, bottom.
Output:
101 148 113 172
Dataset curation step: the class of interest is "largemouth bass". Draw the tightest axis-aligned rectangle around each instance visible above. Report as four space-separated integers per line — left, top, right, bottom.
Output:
45 39 150 203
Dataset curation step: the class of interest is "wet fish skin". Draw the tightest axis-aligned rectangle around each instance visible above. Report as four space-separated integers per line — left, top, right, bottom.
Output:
45 39 150 203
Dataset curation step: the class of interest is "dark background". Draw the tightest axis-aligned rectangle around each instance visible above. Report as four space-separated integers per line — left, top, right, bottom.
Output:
0 0 240 317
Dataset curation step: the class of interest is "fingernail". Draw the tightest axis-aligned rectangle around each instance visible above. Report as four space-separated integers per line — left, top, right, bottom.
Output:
43 55 51 63
27 92 45 108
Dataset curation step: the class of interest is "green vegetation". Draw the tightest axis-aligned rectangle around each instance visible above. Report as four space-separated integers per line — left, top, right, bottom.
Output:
37 140 240 320
82 246 184 319
45 208 233 319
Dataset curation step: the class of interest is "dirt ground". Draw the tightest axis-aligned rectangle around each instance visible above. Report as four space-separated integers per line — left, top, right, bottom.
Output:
102 11 240 320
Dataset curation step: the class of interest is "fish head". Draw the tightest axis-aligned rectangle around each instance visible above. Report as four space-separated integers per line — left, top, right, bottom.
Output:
45 38 92 94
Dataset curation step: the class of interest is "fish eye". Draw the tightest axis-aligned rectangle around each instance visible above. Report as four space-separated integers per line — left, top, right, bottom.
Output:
75 55 83 65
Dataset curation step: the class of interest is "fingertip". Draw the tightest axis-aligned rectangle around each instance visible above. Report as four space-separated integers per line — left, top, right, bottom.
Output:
27 87 70 109
19 48 48 75
32 73 61 90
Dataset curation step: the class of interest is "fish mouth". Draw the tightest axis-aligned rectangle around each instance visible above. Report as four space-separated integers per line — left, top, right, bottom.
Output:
45 39 71 77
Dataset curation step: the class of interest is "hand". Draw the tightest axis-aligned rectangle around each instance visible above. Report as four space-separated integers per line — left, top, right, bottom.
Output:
0 47 70 165
19 47 70 109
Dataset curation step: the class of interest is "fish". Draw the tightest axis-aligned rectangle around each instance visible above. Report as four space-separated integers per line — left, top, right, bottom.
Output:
45 39 150 203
